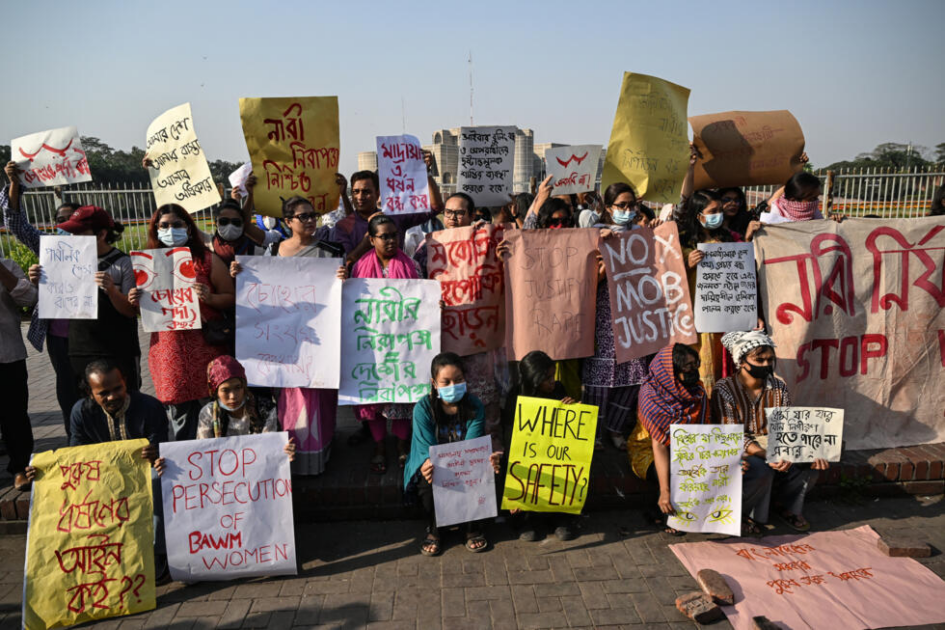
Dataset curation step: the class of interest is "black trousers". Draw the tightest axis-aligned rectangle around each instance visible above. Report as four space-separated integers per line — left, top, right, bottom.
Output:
46 334 80 438
0 360 33 474
417 475 478 534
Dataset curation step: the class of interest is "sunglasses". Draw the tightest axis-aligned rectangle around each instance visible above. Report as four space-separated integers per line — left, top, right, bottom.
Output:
158 221 186 229
217 217 243 227
289 212 317 223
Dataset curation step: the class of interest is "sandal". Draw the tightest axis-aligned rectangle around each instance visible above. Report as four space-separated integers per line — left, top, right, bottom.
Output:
465 532 488 553
370 454 387 475
741 516 763 537
420 532 442 556
775 510 810 532
398 452 407 470
663 527 686 537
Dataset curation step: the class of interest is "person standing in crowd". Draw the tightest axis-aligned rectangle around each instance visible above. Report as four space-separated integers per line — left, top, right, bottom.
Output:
759 171 825 224
717 187 756 240
351 215 421 473
331 152 443 264
0 248 38 491
403 216 444 258
713 331 827 533
31 206 142 391
231 196 346 474
501 350 581 542
627 344 708 535
405 352 502 555
130 204 234 441
206 199 270 265
1 162 82 435
929 184 944 216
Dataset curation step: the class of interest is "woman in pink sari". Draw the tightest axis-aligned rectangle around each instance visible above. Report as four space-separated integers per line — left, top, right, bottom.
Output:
351 215 422 474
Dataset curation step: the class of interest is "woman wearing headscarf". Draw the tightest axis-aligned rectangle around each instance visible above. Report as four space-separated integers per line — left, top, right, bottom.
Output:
627 344 707 534
713 331 827 533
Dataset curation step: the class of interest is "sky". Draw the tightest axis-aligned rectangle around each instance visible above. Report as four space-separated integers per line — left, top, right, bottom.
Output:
4 0 943 175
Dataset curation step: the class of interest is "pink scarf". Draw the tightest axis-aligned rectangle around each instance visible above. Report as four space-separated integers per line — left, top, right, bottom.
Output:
776 197 820 221
352 250 418 280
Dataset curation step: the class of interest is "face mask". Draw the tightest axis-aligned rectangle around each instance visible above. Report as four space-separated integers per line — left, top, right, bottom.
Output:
158 227 189 247
437 382 467 404
745 363 773 380
56 227 71 236
702 213 724 230
612 209 637 225
218 224 244 241
680 372 700 387
219 398 246 412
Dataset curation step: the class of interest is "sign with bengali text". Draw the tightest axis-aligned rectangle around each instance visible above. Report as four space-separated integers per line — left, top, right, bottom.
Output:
765 407 844 463
431 436 497 527
131 247 202 333
37 235 98 319
377 134 430 214
12 126 92 187
693 242 758 333
457 126 515 207
545 144 601 196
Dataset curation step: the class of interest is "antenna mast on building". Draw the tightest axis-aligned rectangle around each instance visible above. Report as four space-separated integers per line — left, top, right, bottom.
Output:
401 96 406 133
468 51 474 125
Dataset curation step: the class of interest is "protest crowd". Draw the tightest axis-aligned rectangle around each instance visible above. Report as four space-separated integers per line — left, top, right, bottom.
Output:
2 77 944 628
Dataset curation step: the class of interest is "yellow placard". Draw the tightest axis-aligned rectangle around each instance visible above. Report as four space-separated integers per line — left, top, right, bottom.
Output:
239 96 341 217
501 396 598 514
24 440 156 630
601 72 690 204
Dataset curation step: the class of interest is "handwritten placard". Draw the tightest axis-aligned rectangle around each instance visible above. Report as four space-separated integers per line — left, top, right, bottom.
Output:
427 223 505 356
23 440 155 630
600 223 697 362
602 72 690 203
377 134 430 214
504 228 599 361
145 103 221 213
765 407 844 463
12 126 92 188
131 247 202 333
159 433 297 581
430 435 497 527
338 278 441 405
693 242 758 333
546 144 602 196
502 396 598 514
235 256 342 388
667 424 744 537
37 235 98 319
240 96 340 217
457 126 515 207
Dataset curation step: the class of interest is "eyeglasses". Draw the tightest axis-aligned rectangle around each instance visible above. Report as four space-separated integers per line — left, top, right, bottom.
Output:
373 233 397 241
158 221 186 229
444 210 468 219
611 201 637 210
217 217 243 227
288 212 317 223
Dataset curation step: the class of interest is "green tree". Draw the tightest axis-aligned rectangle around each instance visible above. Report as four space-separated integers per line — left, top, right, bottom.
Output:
934 142 945 164
824 142 932 171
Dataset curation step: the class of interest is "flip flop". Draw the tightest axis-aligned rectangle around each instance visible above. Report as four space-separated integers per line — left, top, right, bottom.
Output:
420 535 441 556
741 516 763 537
465 532 488 553
775 511 810 532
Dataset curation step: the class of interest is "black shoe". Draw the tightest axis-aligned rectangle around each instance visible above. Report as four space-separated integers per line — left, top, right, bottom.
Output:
554 525 576 541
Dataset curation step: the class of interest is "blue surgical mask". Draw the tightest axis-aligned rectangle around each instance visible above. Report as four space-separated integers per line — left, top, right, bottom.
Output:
158 227 189 247
612 209 637 225
702 213 724 230
437 382 467 404
219 398 245 412
56 227 71 236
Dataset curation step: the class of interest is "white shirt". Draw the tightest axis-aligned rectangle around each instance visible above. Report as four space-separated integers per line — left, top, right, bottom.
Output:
0 260 38 363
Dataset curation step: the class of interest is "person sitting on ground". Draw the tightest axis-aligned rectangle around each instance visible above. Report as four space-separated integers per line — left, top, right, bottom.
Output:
405 352 502 556
627 344 708 535
713 330 827 533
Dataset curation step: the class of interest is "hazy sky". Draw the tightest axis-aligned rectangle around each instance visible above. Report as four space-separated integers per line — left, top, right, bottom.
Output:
4 0 943 175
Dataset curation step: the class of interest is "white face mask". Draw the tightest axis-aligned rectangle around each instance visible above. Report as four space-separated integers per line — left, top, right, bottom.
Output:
158 227 189 247
218 224 244 241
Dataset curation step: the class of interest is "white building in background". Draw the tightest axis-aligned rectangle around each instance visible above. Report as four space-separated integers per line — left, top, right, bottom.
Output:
357 151 378 172
427 127 537 195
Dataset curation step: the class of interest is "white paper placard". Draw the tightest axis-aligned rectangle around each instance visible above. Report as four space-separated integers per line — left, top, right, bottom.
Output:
131 247 203 333
338 278 441 405
457 126 515 207
545 144 601 196
37 235 98 319
667 424 744 536
160 432 297 581
11 126 92 187
431 435 497 527
694 242 758 333
377 134 430 214
765 407 844 463
235 256 342 388
228 162 254 198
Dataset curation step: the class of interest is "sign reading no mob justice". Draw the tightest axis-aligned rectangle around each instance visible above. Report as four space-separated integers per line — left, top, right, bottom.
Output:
755 217 945 450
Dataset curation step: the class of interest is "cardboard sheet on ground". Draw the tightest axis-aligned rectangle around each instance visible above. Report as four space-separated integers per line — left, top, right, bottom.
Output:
457 126 515 207
600 223 696 362
145 103 220 213
431 436 497 527
235 256 342 388
546 145 602 196
754 217 945 450
502 396 598 514
131 247 202 333
670 525 945 630
427 223 506 356
37 235 98 319
160 433 297 581
23 439 155 630
667 424 744 537
377 134 430 214
693 242 758 333
12 126 92 187
691 110 805 190
338 278 441 405
503 228 599 361
601 72 690 203
240 96 340 217
765 407 844 463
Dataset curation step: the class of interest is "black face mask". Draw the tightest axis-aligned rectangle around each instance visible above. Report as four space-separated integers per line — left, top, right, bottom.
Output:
745 363 773 379
679 371 700 387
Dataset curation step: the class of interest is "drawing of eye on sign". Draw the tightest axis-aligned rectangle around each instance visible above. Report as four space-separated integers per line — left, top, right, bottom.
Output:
12 126 92 187
131 248 202 333
667 424 744 537
37 235 98 319
545 145 602 196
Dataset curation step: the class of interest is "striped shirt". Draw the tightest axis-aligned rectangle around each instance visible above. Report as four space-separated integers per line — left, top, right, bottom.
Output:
711 375 792 447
